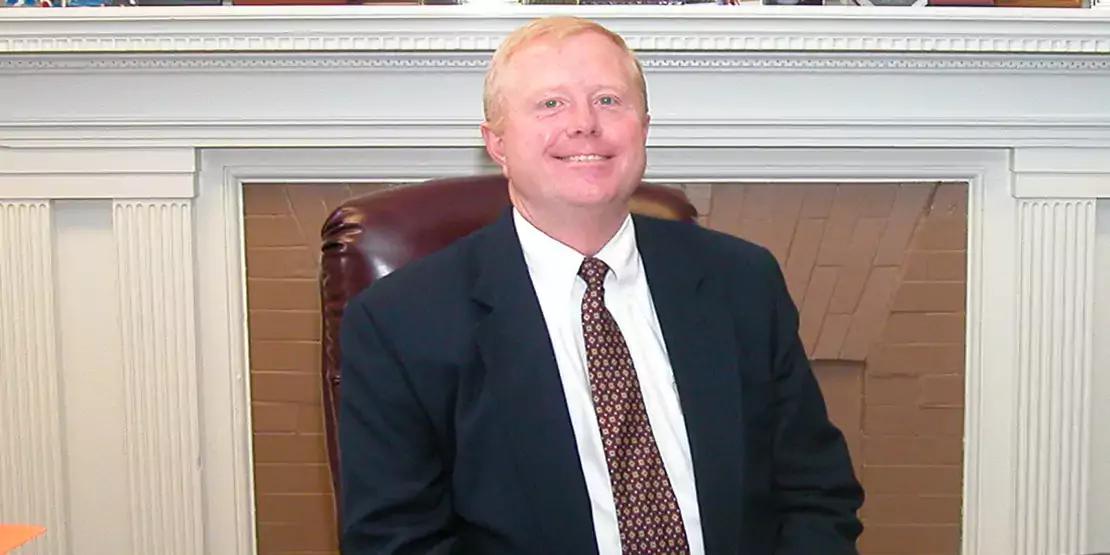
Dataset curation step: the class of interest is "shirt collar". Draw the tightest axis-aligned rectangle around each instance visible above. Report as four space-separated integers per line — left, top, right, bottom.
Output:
512 207 640 295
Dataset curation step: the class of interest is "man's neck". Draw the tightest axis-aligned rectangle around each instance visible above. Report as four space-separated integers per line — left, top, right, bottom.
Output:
512 202 628 257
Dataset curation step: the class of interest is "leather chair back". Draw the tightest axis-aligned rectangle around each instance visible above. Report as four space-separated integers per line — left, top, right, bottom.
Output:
318 174 698 512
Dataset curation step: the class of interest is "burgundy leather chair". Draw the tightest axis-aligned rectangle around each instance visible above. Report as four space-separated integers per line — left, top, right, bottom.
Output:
318 174 699 518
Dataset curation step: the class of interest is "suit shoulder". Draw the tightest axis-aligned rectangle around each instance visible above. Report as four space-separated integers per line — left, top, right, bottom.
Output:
638 215 778 271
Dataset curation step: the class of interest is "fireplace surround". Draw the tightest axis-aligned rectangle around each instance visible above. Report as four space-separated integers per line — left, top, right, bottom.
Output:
2 5 1110 555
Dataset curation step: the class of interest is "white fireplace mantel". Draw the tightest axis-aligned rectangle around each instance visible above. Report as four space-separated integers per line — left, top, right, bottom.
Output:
3 5 1110 150
2 6 1110 555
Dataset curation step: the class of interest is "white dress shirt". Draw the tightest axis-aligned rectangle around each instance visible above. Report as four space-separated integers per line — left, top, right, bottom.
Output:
512 208 706 555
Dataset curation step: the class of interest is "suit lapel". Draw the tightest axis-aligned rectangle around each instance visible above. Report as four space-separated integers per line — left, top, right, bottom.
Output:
471 210 599 555
634 216 745 555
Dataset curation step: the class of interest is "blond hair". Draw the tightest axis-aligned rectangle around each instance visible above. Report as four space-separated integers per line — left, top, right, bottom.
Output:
482 16 648 132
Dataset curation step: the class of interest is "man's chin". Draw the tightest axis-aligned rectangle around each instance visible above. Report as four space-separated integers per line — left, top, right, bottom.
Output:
558 189 635 212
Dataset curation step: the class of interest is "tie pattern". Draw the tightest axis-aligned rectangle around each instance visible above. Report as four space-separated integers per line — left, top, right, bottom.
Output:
578 257 690 555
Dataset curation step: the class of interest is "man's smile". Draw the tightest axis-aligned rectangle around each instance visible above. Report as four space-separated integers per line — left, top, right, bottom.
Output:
556 154 613 163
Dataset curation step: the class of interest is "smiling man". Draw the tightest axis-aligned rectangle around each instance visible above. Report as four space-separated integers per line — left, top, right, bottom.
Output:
337 16 864 555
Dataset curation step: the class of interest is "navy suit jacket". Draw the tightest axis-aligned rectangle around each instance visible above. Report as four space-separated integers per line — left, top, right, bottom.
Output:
337 209 864 554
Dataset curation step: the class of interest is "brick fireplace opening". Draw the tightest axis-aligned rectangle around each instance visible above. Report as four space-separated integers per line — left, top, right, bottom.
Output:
241 180 968 555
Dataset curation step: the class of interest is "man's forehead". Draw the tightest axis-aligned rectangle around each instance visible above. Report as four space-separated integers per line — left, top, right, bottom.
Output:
501 36 631 88
506 36 575 65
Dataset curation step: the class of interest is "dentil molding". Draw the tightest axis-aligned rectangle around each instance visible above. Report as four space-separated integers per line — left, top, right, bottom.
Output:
1 4 1109 54
3 51 1110 73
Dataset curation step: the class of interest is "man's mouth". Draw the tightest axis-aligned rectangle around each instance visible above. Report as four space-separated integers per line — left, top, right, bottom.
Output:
557 154 611 162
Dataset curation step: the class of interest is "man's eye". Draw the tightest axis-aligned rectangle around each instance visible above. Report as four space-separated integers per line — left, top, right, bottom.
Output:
543 99 560 108
599 96 616 105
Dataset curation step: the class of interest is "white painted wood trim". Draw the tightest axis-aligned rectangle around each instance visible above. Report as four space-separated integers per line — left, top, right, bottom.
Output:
113 200 205 554
959 150 1020 555
1089 201 1110 553
0 148 196 199
5 51 1110 150
1013 147 1110 198
1016 147 1110 199
1014 199 1096 555
2 5 1109 54
1014 147 1110 174
1012 174 1110 199
195 153 259 555
0 201 69 555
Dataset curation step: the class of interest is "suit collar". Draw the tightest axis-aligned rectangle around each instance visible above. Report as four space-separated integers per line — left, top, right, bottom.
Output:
631 213 703 291
633 215 746 555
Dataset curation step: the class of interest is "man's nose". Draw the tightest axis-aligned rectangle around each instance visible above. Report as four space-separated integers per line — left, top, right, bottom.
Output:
567 103 600 136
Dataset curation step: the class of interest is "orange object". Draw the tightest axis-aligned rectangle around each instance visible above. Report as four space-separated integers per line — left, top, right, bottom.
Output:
0 525 46 553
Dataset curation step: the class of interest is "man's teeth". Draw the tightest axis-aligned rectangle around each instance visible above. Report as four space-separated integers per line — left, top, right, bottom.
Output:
562 155 605 162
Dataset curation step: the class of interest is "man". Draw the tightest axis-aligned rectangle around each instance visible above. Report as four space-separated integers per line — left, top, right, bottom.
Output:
338 16 864 555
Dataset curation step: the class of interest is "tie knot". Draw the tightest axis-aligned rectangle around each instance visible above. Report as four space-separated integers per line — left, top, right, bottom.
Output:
578 257 610 289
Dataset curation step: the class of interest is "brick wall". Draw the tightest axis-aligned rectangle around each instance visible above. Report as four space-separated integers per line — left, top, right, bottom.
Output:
244 184 391 555
695 182 968 554
241 180 968 555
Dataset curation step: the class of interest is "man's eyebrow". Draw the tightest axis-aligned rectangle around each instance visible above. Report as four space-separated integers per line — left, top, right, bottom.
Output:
521 85 566 99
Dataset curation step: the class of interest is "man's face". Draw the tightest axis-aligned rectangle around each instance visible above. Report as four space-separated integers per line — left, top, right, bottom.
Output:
481 31 649 217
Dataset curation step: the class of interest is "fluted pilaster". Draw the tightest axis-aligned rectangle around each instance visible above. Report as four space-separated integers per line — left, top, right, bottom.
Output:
0 201 68 555
1015 199 1096 555
113 200 204 554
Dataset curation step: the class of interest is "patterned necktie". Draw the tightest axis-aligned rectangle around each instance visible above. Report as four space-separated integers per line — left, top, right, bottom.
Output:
578 256 690 555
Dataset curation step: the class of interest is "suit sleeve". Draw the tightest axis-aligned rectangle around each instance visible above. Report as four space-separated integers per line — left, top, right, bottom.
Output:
337 294 457 555
759 250 866 554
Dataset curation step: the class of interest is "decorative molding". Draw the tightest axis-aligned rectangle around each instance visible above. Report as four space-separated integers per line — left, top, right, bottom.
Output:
1014 199 1095 555
644 53 1110 72
3 51 1110 73
6 117 1110 150
0 148 197 199
0 52 492 73
113 200 205 554
0 201 69 555
194 155 258 555
1014 174 1110 199
202 145 1004 182
1090 202 1110 552
210 146 496 183
1015 147 1110 174
1013 147 1110 198
1 5 1109 54
3 31 1110 150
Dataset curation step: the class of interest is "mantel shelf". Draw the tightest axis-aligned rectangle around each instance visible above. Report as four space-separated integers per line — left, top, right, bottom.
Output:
2 4 1110 53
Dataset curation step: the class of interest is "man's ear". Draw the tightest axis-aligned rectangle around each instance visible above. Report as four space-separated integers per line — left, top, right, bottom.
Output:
480 121 508 176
